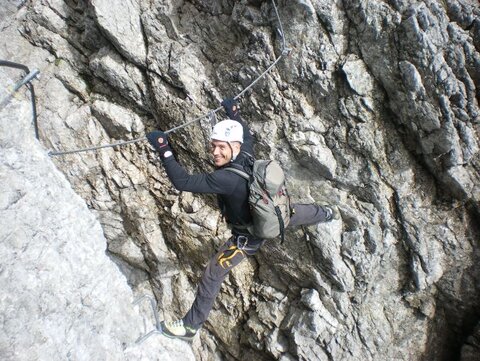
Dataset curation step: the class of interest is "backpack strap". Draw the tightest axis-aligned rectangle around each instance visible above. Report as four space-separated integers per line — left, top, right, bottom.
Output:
274 205 286 243
224 167 250 180
223 165 253 233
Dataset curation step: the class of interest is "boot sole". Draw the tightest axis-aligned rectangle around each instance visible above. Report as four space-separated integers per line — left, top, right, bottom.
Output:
160 324 196 342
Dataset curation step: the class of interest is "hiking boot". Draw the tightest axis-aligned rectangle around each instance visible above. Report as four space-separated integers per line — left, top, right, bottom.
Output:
160 319 198 341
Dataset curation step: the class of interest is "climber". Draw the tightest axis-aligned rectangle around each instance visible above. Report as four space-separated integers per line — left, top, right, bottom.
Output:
147 98 334 341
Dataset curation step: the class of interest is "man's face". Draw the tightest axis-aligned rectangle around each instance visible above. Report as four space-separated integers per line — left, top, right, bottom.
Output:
210 140 232 167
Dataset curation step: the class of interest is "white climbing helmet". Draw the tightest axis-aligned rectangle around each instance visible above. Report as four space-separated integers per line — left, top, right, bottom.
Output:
210 119 243 143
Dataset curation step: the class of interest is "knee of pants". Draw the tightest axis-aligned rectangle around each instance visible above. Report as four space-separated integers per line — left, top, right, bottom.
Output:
202 261 229 285
196 259 231 299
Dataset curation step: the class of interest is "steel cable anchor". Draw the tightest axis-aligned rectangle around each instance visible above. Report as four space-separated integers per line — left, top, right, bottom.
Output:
132 295 163 344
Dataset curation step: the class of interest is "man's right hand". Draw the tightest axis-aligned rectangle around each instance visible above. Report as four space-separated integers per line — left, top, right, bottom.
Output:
147 130 172 158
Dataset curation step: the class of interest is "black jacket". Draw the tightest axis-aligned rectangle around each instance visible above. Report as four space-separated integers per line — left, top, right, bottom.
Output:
161 117 254 232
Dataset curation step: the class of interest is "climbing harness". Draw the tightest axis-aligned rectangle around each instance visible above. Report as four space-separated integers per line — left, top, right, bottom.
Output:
0 60 40 139
48 0 290 157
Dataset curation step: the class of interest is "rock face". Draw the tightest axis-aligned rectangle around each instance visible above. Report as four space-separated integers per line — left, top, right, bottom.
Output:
1 0 479 360
0 2 195 360
0 81 196 360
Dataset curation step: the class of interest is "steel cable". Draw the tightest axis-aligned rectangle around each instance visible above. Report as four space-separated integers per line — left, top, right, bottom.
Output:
48 0 289 157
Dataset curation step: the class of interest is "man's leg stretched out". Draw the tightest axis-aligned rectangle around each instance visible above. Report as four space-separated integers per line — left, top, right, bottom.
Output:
160 235 262 340
289 203 335 227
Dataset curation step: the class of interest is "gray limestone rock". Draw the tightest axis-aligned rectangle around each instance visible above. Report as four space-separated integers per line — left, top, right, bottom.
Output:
91 0 147 66
0 88 195 360
1 0 479 360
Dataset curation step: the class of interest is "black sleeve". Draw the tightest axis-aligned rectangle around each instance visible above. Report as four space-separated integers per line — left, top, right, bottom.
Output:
161 156 239 194
224 101 255 157
234 115 254 157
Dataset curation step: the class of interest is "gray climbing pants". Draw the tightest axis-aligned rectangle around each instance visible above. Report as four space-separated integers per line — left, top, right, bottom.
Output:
182 203 330 329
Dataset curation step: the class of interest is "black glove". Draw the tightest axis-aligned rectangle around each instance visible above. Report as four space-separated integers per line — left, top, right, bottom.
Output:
221 98 240 120
147 131 172 158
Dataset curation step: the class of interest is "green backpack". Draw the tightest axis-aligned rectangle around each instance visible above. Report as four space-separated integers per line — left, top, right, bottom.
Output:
226 160 291 241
